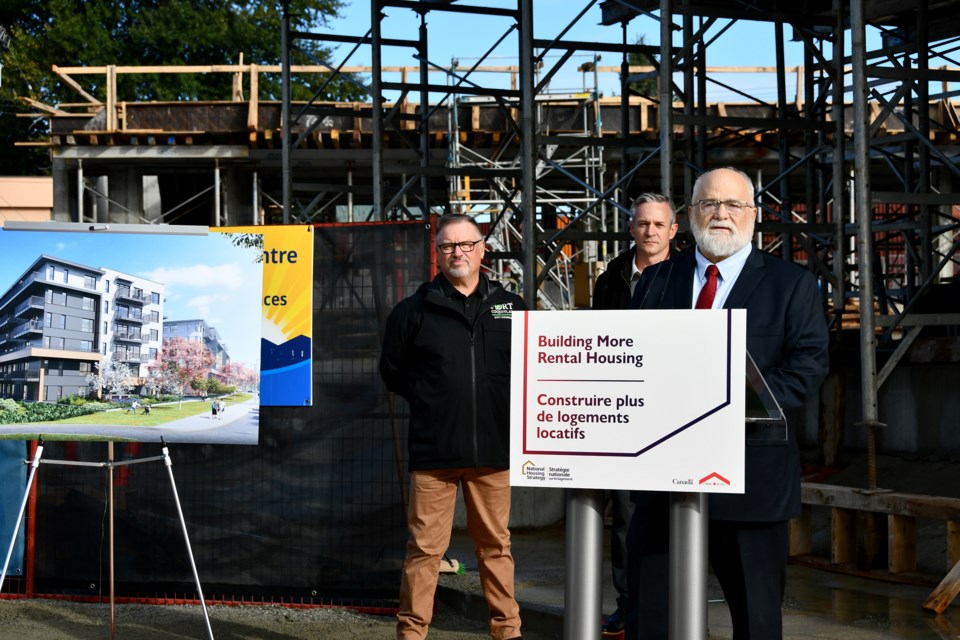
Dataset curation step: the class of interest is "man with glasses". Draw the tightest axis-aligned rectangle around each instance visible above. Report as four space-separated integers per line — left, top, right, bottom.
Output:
625 167 829 639
381 213 526 640
591 193 677 636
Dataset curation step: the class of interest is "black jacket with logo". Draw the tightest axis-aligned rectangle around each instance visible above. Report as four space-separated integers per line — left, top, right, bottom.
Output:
379 274 526 471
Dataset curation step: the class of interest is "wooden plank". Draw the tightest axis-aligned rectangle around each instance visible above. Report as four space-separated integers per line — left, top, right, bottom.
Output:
949 521 960 569
247 63 259 131
922 559 960 615
19 97 68 116
857 511 886 570
802 483 960 521
888 514 916 574
789 505 813 556
51 65 102 105
832 507 856 565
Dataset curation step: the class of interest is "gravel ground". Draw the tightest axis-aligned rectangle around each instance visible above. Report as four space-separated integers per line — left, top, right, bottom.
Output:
0 597 553 640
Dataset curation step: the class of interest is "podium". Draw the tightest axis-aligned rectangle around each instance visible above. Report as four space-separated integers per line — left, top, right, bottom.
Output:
563 351 785 640
667 351 785 639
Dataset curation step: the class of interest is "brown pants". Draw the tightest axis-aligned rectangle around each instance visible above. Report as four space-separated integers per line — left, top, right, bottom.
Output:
397 467 521 640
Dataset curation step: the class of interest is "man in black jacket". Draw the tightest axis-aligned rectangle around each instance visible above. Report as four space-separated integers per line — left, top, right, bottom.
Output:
380 214 526 640
591 193 677 635
592 193 678 311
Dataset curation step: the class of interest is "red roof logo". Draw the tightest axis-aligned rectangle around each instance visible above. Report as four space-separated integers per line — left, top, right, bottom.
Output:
699 471 730 485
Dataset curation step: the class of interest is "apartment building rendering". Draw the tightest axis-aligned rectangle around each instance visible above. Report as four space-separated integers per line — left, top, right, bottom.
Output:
0 255 165 402
162 319 230 373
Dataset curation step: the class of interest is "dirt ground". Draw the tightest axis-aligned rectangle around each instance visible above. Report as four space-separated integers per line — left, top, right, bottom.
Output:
0 597 551 640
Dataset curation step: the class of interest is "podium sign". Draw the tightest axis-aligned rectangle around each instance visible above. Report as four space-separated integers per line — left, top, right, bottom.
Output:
510 309 746 493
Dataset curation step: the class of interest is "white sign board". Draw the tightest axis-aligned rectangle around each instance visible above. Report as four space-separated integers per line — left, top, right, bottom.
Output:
510 309 746 493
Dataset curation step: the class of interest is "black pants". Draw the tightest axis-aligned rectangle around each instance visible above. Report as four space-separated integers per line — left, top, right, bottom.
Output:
608 488 635 610
624 492 789 640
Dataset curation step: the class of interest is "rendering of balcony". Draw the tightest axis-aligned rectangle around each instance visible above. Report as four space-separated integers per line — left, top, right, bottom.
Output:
14 295 44 318
114 287 149 304
0 272 45 308
115 310 145 324
0 364 41 383
12 319 43 338
115 351 147 364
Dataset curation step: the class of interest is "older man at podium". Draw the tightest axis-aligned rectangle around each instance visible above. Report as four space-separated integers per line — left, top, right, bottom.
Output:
626 167 829 639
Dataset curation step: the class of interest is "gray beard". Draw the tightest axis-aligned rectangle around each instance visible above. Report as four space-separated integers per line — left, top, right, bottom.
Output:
690 220 754 259
446 264 472 279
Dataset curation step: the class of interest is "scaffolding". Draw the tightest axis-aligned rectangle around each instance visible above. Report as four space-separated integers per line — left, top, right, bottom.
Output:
19 0 960 472
278 0 960 485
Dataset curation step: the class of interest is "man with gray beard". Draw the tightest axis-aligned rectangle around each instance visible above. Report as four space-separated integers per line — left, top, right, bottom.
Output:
624 168 829 639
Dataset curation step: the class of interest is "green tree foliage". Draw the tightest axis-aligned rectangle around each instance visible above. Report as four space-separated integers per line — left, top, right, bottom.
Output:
627 34 658 98
0 0 366 174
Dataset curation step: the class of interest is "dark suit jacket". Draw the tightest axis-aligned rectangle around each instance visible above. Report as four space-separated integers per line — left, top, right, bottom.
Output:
592 246 636 311
630 247 829 521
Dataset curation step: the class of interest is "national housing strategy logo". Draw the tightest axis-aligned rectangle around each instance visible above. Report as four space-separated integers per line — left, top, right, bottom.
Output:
521 460 573 483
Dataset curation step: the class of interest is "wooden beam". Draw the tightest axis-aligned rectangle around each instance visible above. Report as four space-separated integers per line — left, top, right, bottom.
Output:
888 514 917 574
247 63 259 131
832 507 856 565
52 65 102 105
803 483 960 521
18 97 68 116
857 511 886 570
789 505 813 556
923 559 960 615
950 521 960 569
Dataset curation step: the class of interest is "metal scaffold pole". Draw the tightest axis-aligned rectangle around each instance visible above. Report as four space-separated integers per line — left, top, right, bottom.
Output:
850 0 882 489
520 0 537 304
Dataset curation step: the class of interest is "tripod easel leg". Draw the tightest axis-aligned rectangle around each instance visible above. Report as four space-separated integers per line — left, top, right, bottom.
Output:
161 442 215 640
1 441 43 594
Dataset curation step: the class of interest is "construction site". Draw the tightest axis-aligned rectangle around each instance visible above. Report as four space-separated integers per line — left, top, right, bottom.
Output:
3 0 960 636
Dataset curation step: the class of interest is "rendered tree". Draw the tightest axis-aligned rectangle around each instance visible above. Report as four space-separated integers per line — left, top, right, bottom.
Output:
219 361 258 390
85 357 134 400
0 0 365 174
145 359 180 397
150 337 215 408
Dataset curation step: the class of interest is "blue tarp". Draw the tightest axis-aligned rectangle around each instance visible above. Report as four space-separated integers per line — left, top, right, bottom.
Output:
0 440 27 578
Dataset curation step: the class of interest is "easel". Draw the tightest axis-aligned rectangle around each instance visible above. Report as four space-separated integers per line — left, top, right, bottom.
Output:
1 438 214 640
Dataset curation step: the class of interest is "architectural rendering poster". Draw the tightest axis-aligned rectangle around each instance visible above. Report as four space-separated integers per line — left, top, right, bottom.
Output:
510 309 746 492
0 223 263 445
220 225 313 406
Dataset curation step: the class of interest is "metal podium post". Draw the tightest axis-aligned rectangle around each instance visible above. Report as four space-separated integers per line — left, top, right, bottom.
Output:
669 492 708 639
564 488 604 640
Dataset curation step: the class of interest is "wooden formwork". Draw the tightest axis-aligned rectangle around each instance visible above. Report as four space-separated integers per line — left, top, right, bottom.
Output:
790 482 960 614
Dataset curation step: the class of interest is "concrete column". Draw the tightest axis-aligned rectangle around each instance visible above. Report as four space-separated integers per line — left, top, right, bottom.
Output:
96 176 110 223
143 175 163 224
106 165 143 224
51 157 72 222
219 166 255 226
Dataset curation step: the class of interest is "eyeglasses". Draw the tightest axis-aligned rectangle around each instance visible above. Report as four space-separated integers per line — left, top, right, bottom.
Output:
692 199 755 216
437 239 483 254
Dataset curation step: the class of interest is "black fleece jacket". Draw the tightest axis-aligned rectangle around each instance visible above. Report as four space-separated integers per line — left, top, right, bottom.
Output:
380 274 526 471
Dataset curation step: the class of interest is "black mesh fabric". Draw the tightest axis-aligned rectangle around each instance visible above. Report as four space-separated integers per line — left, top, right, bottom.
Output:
30 221 429 601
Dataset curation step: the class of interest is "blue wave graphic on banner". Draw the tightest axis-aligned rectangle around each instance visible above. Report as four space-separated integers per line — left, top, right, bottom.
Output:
261 336 312 406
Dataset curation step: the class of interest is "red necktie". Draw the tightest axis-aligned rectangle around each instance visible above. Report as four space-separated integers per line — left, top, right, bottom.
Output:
696 265 719 309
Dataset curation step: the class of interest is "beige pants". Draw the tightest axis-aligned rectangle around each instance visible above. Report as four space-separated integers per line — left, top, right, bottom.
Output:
397 467 521 640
